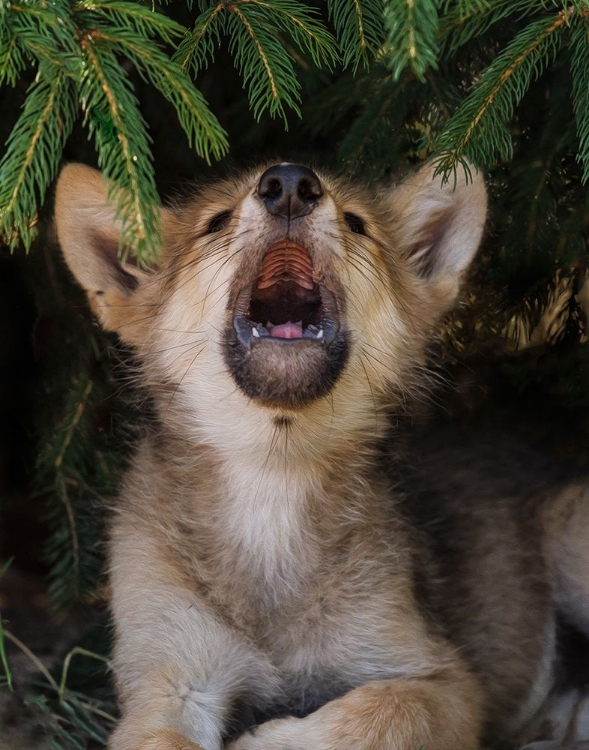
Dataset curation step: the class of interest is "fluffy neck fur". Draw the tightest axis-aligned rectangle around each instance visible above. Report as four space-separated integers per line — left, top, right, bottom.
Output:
147 386 393 602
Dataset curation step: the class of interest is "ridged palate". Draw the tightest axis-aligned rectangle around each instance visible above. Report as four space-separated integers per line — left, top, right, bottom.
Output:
256 241 314 290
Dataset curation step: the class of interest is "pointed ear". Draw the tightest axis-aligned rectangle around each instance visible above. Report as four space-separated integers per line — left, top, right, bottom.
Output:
390 161 487 313
54 163 170 337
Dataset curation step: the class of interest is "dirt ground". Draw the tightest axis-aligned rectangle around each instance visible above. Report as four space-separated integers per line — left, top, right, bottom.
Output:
0 565 95 749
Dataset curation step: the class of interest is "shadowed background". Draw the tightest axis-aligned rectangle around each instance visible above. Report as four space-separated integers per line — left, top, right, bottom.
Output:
1 2 588 747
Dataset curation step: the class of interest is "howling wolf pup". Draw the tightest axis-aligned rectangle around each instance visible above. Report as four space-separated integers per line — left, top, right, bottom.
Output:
55 162 589 750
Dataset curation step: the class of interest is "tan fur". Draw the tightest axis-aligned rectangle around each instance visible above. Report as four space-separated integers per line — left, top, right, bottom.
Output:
136 730 205 750
54 161 589 750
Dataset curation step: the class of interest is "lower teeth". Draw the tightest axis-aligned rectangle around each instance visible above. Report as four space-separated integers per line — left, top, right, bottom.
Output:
236 316 328 342
254 321 324 339
254 323 270 337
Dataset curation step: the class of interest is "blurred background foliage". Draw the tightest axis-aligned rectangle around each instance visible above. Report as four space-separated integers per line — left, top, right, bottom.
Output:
1 0 589 746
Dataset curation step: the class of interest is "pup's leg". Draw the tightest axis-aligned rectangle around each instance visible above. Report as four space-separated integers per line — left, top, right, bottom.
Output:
108 520 279 750
228 668 482 750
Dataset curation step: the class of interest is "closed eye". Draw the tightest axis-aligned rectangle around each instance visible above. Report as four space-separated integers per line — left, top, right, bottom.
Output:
206 211 231 234
343 212 366 235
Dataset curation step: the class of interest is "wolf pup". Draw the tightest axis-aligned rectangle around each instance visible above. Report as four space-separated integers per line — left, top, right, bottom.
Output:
55 162 589 750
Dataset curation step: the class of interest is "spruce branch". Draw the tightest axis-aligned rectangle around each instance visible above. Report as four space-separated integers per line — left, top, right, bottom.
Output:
74 0 185 45
178 0 338 123
246 0 338 69
94 26 228 162
433 10 569 179
174 2 226 76
0 69 76 250
41 374 94 606
226 3 302 122
570 13 589 183
327 0 384 71
55 473 81 601
38 369 111 610
384 0 440 82
79 31 161 262
448 0 491 18
74 1 226 258
440 0 535 55
8 0 80 73
1 0 229 257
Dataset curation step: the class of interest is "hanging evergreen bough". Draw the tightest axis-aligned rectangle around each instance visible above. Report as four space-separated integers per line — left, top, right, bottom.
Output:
384 0 440 82
0 0 228 260
0 70 76 251
80 36 163 263
326 0 383 71
439 0 532 56
433 9 571 180
176 0 339 123
2 0 589 257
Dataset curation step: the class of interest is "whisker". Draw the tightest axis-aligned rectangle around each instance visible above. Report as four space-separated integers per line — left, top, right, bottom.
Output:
359 355 379 437
163 345 206 418
142 337 208 357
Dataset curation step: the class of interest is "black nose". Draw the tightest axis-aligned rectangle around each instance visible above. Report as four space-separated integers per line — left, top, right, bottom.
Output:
257 164 322 220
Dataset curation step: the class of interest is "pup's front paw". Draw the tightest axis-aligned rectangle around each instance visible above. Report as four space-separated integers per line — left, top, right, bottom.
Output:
227 716 327 750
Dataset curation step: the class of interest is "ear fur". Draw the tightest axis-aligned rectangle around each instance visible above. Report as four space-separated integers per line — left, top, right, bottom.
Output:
389 161 487 312
54 163 169 338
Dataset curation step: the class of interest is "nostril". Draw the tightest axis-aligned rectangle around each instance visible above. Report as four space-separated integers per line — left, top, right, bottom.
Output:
298 177 321 202
259 176 283 201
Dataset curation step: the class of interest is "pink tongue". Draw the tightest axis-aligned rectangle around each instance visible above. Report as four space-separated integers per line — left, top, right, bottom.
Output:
268 321 303 339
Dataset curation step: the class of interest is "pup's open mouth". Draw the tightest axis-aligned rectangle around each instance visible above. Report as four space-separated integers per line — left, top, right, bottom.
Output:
232 241 339 347
225 240 348 407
